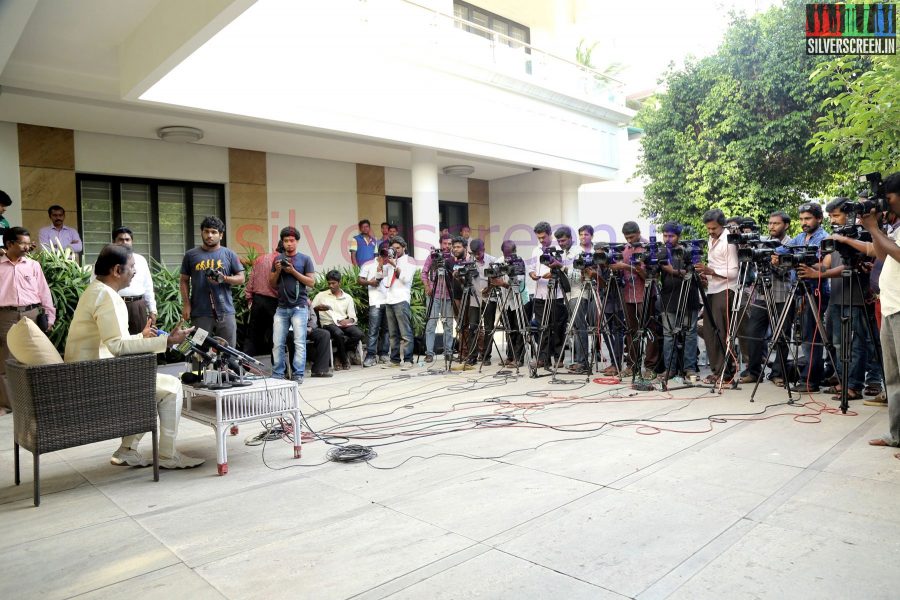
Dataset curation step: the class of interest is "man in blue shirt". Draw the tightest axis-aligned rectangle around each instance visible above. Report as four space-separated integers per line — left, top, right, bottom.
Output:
776 202 830 392
269 226 316 383
349 219 377 267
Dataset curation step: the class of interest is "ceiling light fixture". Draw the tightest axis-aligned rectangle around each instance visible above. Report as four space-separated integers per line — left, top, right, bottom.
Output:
156 126 204 143
442 165 475 177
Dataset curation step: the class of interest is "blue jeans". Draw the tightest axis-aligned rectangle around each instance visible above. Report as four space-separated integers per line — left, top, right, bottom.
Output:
425 297 454 356
661 308 699 374
386 301 413 363
365 305 390 359
272 306 308 379
829 303 867 392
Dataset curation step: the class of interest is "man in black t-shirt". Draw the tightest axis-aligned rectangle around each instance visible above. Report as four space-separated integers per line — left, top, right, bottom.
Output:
269 226 316 382
180 216 245 346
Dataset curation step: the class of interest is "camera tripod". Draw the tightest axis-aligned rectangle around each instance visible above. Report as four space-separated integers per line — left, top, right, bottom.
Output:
625 261 663 390
474 278 530 375
418 255 455 370
597 268 627 375
447 273 481 371
748 275 837 402
551 273 603 382
529 272 566 378
659 264 703 391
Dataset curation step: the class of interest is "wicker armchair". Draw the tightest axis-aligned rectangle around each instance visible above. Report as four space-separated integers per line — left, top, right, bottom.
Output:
5 353 160 506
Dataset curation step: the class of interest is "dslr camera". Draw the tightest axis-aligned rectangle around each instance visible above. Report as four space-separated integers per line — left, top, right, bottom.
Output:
278 256 292 269
379 246 396 260
205 267 226 283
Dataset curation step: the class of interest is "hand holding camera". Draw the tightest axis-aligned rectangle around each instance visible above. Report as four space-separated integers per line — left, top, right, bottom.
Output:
205 267 226 284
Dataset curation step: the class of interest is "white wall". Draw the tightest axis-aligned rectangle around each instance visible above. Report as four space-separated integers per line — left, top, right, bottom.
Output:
0 122 21 228
266 153 357 269
489 170 565 256
74 132 229 182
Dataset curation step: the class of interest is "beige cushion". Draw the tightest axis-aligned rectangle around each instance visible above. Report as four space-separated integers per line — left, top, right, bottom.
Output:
6 316 63 366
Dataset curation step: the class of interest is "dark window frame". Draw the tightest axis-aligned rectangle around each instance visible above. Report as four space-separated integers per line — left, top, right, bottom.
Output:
76 173 226 266
386 196 470 241
453 1 531 49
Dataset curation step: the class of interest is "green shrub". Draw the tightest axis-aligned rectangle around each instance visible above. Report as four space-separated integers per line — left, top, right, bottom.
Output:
32 243 92 352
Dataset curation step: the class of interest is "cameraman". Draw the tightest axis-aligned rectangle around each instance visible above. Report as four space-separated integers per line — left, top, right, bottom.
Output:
499 240 527 366
659 222 700 379
610 221 658 378
776 202 830 392
559 225 597 374
744 211 792 385
359 241 391 367
860 173 900 455
816 198 879 401
530 221 567 368
383 236 415 369
269 226 316 382
421 234 455 363
695 209 738 384
179 216 245 346
470 239 499 364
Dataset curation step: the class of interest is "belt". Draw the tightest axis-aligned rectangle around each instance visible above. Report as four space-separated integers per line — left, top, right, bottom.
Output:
121 295 145 303
0 303 41 312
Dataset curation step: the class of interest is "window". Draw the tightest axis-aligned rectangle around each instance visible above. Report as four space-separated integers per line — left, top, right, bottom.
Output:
453 1 530 49
386 196 469 241
76 174 226 268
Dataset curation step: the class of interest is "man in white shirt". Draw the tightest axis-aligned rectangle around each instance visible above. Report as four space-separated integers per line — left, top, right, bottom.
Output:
695 209 739 383
469 239 499 365
111 227 157 335
382 237 415 369
529 221 567 368
65 244 203 469
558 225 597 374
312 270 364 369
359 244 391 366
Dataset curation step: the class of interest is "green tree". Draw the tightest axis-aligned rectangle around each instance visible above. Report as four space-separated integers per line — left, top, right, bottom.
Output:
635 0 848 233
809 50 899 179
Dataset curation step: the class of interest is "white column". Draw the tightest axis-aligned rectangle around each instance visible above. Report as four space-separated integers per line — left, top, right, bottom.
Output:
560 173 581 232
410 147 439 263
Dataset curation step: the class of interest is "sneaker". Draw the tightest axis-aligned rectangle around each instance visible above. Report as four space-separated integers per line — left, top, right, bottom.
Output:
400 361 414 370
684 370 698 381
864 392 888 407
110 447 149 467
291 375 304 385
425 354 434 363
363 356 376 367
159 452 205 469
378 355 390 364
382 361 401 369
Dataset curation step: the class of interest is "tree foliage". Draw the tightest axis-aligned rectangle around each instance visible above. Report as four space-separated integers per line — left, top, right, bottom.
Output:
809 49 900 180
635 0 847 234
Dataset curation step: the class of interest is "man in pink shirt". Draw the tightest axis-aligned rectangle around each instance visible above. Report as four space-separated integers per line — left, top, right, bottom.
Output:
695 209 739 384
244 245 281 356
0 227 56 414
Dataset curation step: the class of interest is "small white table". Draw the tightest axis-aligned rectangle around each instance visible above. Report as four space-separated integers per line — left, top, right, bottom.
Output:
181 378 302 475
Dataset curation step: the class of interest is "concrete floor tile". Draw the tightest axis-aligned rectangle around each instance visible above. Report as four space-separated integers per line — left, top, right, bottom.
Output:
136 475 372 567
0 484 126 550
196 505 473 600
823 414 900 484
382 549 628 600
0 450 88 506
667 522 900 600
497 488 739 598
72 564 225 599
621 452 803 515
385 462 600 541
0 518 179 600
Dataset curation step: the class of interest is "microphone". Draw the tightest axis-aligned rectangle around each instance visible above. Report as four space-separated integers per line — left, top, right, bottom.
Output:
175 337 215 363
191 329 267 372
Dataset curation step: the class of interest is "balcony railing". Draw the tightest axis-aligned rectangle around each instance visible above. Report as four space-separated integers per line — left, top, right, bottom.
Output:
362 0 625 108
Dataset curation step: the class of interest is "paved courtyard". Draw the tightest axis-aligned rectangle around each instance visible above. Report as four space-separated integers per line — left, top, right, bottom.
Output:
2 361 899 599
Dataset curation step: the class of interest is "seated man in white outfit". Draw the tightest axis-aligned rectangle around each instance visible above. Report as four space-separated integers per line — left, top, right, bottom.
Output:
65 244 204 469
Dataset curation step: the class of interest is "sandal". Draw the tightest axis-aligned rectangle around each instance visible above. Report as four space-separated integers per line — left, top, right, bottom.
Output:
701 374 718 384
869 438 893 447
864 385 883 397
822 385 841 394
832 389 862 401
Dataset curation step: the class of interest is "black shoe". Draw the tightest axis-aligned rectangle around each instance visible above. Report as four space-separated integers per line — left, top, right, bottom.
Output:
792 383 820 393
311 371 333 378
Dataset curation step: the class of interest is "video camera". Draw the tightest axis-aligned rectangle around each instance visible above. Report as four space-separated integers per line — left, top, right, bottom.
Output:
484 254 526 278
778 240 835 268
841 172 890 215
593 242 626 268
736 238 782 264
668 239 706 266
629 236 661 267
727 219 761 244
453 260 479 284
538 247 564 267
428 246 451 269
